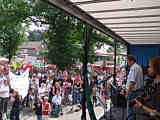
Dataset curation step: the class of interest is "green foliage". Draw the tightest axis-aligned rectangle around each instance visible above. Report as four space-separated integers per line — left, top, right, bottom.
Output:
0 0 32 61
29 1 105 70
0 0 117 68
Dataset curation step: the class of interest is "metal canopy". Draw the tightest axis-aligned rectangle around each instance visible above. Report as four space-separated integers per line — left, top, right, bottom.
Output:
70 0 160 45
48 0 160 45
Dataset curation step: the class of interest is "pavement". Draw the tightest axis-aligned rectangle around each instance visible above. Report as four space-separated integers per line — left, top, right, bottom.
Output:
19 105 104 120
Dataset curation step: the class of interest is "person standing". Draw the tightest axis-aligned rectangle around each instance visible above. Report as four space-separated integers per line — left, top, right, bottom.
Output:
0 79 9 120
52 90 62 117
126 55 143 120
34 96 43 120
92 84 97 107
42 96 51 120
38 83 46 99
134 56 160 120
10 91 22 120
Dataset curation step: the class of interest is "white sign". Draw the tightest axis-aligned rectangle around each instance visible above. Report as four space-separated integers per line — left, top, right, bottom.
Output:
9 69 29 98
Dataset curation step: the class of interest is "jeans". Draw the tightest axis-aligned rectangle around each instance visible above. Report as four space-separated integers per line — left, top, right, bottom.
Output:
73 91 78 105
127 91 137 120
34 91 38 103
55 104 60 117
37 115 42 120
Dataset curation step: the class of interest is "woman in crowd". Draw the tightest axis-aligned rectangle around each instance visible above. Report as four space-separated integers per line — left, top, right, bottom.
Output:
134 56 160 120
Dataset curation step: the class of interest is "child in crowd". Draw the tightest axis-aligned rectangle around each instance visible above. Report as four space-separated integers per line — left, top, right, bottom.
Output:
42 96 51 120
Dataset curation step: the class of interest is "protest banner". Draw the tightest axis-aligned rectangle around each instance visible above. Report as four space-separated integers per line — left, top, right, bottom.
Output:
9 69 29 98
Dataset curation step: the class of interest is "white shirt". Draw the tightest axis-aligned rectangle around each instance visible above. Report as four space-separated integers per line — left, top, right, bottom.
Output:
52 95 62 105
0 84 9 98
38 87 46 97
126 63 143 90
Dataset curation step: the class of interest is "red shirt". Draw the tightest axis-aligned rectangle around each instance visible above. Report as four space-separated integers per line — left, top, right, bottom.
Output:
42 102 50 115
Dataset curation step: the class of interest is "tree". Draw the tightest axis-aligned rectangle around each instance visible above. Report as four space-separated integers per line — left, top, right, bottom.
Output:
0 0 32 61
29 1 103 70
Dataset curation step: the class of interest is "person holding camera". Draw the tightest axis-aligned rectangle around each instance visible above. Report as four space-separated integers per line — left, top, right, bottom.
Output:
126 55 144 120
134 56 160 120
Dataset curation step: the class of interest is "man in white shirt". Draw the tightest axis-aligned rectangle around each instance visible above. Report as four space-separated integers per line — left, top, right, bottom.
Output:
52 90 62 117
126 55 143 120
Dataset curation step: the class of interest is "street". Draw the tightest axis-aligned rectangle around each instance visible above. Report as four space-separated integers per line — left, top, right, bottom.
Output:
19 106 104 120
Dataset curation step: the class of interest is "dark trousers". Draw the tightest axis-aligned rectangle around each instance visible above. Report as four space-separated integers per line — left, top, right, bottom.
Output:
92 96 97 106
0 98 8 113
0 97 8 120
127 91 137 120
10 110 20 120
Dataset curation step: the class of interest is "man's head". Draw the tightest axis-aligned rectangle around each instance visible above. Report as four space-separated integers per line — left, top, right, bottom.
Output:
127 55 136 67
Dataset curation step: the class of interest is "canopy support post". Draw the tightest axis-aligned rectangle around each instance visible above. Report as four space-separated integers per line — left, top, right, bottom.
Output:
81 24 89 120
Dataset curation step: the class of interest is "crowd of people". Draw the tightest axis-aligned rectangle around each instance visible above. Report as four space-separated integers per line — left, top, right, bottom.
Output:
1 55 159 120
0 63 127 120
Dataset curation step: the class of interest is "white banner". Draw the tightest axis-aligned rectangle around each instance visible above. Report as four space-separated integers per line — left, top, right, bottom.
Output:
9 69 29 99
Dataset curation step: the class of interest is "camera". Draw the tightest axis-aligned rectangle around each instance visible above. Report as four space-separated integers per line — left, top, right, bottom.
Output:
129 96 145 107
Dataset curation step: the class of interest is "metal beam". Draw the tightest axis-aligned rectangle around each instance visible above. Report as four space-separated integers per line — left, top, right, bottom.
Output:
87 6 160 13
110 26 160 29
97 14 160 20
127 40 160 42
129 40 160 46
115 30 160 33
104 21 160 25
119 33 160 35
124 37 160 39
72 0 120 5
123 36 160 38
47 0 129 45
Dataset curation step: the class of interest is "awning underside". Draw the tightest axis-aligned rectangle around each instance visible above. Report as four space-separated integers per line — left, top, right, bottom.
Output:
71 0 160 44
49 0 160 45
